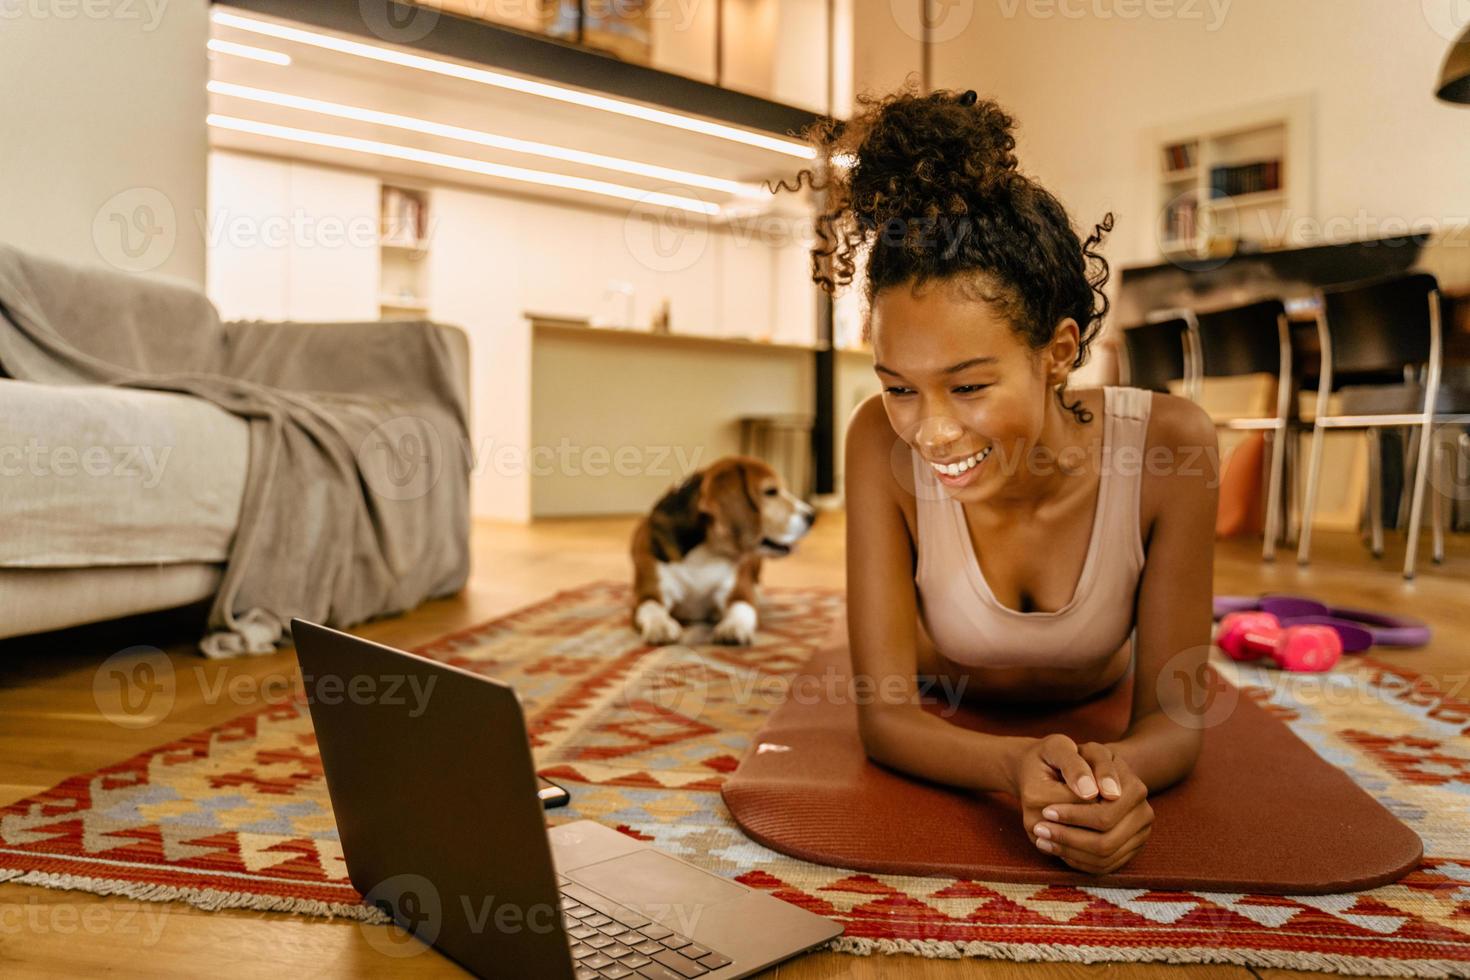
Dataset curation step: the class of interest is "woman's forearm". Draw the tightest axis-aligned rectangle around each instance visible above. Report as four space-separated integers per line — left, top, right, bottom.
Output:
1106 711 1203 795
859 706 1035 795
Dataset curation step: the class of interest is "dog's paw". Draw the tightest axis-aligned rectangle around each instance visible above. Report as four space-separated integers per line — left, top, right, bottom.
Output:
711 601 758 645
635 600 683 645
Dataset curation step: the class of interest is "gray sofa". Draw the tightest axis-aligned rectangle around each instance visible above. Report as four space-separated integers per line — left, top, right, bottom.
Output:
0 245 471 651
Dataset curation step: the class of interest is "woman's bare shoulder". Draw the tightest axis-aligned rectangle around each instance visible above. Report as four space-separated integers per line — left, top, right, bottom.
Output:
1143 391 1217 455
848 391 893 442
1138 390 1219 537
846 393 914 517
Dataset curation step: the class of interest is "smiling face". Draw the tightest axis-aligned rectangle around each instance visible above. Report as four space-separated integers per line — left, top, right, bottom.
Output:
870 277 1079 503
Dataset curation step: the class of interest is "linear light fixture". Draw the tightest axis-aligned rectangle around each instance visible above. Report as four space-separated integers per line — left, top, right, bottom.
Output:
207 114 720 215
207 38 292 66
210 8 815 159
208 81 764 199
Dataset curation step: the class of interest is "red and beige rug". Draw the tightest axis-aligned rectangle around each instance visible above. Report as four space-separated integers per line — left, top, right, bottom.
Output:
3 581 1470 976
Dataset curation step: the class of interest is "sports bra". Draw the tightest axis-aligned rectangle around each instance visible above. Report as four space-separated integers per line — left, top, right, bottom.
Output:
910 385 1153 669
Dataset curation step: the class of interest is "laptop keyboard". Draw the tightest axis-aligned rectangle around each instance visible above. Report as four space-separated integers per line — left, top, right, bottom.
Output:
560 879 734 979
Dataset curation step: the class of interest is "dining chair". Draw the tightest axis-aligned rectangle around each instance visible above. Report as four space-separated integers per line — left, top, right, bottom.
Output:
1182 298 1294 561
1296 272 1470 578
1118 315 1191 394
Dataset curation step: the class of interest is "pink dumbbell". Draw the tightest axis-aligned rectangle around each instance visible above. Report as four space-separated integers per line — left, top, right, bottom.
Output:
1216 611 1342 672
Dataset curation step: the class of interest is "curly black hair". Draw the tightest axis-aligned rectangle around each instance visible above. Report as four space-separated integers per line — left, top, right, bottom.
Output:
777 83 1114 424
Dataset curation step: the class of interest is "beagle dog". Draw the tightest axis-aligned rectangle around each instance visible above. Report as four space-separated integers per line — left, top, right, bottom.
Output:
631 456 816 646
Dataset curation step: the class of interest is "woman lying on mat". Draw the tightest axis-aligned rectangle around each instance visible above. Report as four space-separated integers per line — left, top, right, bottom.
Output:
792 87 1219 875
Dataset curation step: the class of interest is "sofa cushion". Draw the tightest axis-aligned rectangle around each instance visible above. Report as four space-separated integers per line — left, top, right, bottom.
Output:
1 379 247 567
0 563 222 640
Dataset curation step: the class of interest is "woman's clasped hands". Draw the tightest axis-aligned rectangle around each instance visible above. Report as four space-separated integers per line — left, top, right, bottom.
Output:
1007 733 1154 875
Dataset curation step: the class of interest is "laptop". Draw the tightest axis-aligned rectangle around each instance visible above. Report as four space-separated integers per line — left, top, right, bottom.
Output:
290 619 841 979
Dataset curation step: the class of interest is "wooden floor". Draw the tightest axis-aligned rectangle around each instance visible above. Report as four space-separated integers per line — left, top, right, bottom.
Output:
2 513 1467 979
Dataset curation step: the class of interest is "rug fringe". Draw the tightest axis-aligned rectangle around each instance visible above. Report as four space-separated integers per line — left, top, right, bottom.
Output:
829 936 1470 978
0 869 388 924
6 869 1464 978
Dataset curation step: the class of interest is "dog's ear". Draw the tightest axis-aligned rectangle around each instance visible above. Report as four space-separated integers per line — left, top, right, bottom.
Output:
648 472 706 561
698 459 763 551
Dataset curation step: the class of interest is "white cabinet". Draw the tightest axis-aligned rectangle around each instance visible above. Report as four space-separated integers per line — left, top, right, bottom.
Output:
206 152 380 322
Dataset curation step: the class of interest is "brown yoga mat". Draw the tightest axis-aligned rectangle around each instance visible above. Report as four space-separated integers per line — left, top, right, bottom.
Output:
722 627 1422 894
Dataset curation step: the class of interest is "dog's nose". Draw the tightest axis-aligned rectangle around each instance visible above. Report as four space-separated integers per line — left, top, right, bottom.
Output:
802 507 817 527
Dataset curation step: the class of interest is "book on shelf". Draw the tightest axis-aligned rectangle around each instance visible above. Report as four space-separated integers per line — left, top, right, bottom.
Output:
1163 196 1198 245
381 187 426 248
1163 142 1197 172
1208 160 1281 199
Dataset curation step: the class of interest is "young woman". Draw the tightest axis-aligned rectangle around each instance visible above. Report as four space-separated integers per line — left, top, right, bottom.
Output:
801 88 1219 875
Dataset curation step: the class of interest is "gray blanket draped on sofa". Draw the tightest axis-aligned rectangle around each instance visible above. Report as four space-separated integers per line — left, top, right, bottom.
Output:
0 245 471 656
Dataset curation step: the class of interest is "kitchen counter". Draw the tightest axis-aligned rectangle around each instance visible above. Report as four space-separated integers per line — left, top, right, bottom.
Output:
524 314 874 518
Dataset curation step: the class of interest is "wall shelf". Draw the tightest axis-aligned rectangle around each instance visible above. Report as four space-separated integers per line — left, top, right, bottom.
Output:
1147 96 1313 259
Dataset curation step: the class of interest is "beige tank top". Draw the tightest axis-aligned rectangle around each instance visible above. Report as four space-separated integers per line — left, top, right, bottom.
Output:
910 386 1153 669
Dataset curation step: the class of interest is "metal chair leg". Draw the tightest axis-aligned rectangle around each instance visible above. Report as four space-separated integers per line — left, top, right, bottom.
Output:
1367 430 1384 558
1263 427 1286 562
1297 422 1327 565
1284 427 1300 545
1432 432 1446 565
1398 425 1420 530
1403 420 1435 579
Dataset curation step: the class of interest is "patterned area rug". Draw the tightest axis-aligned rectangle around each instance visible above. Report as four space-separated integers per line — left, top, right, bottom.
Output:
4 581 1470 977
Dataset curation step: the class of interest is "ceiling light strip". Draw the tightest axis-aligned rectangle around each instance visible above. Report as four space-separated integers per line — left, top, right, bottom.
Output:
207 114 720 215
208 80 763 198
210 9 815 159
207 38 292 66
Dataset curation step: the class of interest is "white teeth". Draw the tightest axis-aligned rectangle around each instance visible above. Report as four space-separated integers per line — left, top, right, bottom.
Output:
931 446 991 477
